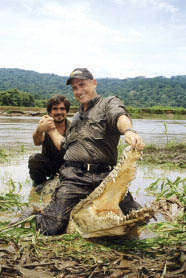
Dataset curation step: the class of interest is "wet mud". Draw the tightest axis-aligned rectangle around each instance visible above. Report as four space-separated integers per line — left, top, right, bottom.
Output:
141 144 186 168
0 235 185 278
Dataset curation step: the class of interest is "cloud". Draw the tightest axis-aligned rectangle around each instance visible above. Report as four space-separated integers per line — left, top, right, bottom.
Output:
41 0 90 18
113 0 178 14
0 0 186 78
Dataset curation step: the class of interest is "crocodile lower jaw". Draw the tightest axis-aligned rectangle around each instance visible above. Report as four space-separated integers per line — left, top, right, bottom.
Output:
67 207 154 238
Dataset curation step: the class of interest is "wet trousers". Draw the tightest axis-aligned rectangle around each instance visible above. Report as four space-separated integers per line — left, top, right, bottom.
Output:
28 153 62 185
36 166 140 235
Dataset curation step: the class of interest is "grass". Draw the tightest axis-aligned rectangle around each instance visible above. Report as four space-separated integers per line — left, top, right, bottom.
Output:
117 141 186 169
145 176 186 203
140 142 186 169
0 105 46 112
144 176 186 246
125 106 186 120
0 177 27 212
0 144 27 163
0 148 8 162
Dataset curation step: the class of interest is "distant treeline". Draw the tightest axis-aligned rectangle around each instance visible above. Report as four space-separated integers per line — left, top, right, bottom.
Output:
0 68 186 108
126 106 186 118
1 90 186 119
0 89 45 107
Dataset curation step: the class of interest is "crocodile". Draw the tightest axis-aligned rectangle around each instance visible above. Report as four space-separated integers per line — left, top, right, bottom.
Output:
66 146 154 238
14 146 154 238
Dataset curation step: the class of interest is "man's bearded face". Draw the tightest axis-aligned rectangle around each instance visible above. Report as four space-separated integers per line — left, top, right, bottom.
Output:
50 102 67 123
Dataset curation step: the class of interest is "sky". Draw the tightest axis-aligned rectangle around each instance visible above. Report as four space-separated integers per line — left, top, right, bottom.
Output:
0 0 186 78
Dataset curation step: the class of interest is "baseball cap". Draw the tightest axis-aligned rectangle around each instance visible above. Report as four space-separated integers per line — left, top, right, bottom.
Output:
66 68 93 85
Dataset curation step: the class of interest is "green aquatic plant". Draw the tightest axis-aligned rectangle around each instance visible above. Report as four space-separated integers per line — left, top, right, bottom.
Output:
0 192 23 212
0 148 8 163
20 143 25 152
145 177 186 246
163 121 169 146
0 144 27 165
0 177 26 212
145 176 186 205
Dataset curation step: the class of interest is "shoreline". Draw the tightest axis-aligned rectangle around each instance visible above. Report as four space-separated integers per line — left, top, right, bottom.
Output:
0 106 186 120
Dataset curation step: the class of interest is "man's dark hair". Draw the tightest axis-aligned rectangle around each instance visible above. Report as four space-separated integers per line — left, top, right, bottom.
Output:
47 95 70 114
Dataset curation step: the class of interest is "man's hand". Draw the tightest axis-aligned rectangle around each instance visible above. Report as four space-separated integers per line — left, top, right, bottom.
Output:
124 131 145 150
33 115 56 146
117 114 145 151
37 115 56 133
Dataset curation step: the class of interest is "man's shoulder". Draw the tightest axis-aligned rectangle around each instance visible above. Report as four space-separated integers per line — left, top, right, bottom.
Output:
96 95 114 104
71 112 79 122
104 95 120 101
66 118 71 128
101 96 122 106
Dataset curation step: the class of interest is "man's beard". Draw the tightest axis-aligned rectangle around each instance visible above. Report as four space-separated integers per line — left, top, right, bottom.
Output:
54 114 65 123
54 118 64 123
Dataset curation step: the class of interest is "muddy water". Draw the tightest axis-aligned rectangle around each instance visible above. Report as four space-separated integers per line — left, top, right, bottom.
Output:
133 118 186 145
0 116 186 203
1 157 186 206
1 116 186 147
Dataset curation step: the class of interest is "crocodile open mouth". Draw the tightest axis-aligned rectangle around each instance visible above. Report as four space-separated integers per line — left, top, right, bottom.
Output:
67 146 154 238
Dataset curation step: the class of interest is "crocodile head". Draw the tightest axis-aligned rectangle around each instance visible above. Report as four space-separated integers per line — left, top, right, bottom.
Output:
67 146 154 238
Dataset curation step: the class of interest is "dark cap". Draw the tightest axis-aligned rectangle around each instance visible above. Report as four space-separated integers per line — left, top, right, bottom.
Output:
66 68 93 85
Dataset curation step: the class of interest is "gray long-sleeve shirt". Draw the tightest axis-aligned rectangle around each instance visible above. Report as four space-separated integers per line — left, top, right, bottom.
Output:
63 95 129 165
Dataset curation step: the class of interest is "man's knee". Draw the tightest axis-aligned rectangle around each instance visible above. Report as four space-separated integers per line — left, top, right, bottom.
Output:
55 185 72 199
28 153 49 184
28 153 43 168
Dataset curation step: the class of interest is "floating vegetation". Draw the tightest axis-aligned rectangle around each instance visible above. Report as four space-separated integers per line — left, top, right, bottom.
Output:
145 176 186 204
144 177 186 249
0 144 28 164
0 192 24 212
0 177 26 211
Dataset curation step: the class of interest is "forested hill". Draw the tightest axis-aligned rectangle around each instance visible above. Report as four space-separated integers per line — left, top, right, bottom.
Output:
0 68 186 107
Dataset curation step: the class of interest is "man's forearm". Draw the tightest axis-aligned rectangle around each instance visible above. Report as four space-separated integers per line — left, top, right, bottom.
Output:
33 128 44 146
117 114 133 134
117 114 145 150
48 129 65 150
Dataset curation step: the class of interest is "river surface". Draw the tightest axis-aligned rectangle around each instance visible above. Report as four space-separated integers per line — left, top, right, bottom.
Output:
0 116 186 146
0 116 186 205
